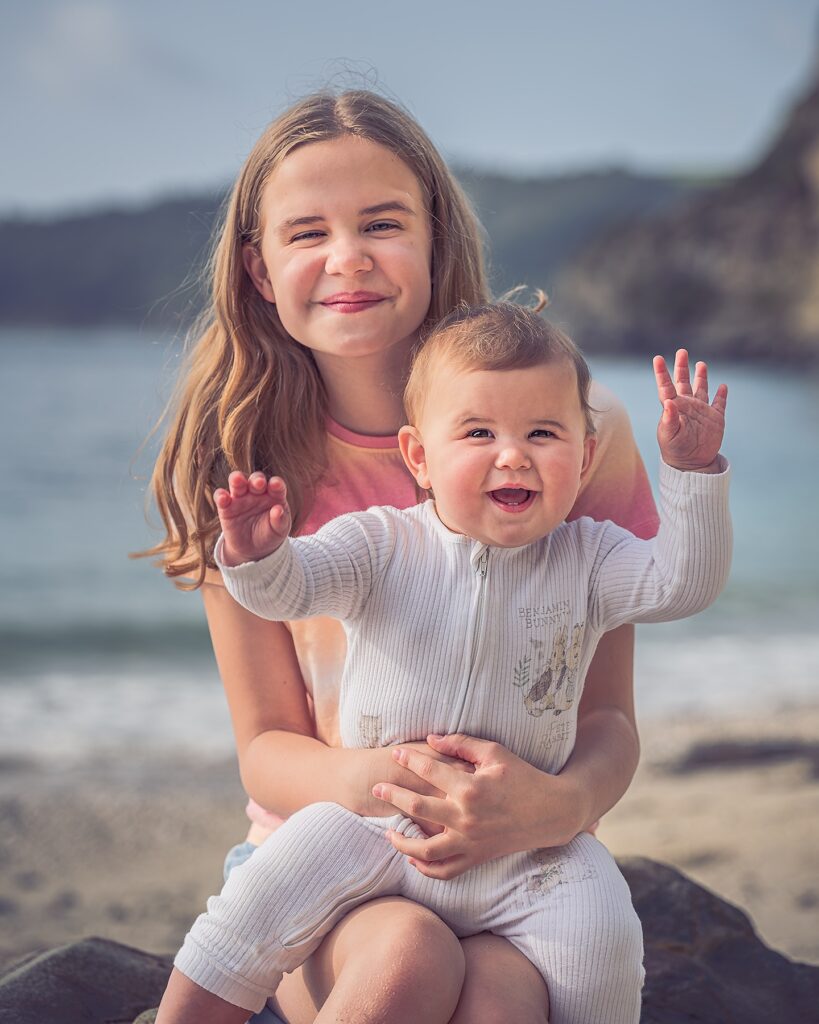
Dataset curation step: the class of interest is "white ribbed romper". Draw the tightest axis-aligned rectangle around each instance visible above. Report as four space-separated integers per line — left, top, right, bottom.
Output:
175 459 731 1024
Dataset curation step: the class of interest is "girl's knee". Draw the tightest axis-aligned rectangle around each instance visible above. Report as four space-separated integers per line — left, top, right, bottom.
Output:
357 898 465 978
345 899 463 982
309 898 464 1022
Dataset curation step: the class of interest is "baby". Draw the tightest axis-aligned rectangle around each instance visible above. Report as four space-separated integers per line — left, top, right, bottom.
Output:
170 303 731 1024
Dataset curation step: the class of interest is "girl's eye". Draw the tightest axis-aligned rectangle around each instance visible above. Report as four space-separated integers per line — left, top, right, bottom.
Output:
467 428 493 439
366 220 401 233
291 230 326 243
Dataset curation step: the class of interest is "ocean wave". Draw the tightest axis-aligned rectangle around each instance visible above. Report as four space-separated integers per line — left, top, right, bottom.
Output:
0 620 212 670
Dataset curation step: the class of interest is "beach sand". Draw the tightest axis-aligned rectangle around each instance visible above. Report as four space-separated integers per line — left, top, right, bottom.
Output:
1 705 817 973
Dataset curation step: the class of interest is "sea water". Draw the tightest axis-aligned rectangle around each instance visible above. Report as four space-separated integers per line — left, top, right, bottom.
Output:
2 328 817 761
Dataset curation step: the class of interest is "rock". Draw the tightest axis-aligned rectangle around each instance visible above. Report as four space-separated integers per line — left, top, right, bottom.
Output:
622 858 819 1023
665 738 819 776
555 44 819 361
1 863 818 1023
0 936 171 1024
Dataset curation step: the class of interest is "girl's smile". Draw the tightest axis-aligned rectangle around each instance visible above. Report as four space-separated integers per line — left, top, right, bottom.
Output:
318 290 389 313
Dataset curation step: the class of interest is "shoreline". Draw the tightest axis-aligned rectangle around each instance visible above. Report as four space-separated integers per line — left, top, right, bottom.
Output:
1 704 817 972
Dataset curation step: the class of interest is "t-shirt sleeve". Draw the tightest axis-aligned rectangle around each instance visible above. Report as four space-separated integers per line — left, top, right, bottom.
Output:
568 381 659 539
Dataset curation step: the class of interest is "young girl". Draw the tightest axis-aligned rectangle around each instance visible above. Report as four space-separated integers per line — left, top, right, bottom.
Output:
144 90 659 1024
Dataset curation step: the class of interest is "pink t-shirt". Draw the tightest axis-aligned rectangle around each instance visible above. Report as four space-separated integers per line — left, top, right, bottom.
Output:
230 381 659 834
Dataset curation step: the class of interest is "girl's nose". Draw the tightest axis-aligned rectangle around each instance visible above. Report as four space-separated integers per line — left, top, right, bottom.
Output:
495 446 531 470
325 236 374 276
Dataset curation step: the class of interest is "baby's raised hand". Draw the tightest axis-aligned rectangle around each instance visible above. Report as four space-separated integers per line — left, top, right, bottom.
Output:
653 350 728 472
213 472 291 567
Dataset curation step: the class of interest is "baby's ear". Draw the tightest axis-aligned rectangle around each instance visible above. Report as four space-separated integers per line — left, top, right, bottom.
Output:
242 245 276 304
398 425 431 490
580 435 597 481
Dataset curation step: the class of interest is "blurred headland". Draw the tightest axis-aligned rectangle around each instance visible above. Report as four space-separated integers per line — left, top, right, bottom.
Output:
555 48 819 362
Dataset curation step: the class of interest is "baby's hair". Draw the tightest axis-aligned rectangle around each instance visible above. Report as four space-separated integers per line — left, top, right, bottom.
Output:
405 298 596 436
136 89 489 588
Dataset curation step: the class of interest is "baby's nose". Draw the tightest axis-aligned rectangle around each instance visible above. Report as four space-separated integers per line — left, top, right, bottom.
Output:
495 446 531 469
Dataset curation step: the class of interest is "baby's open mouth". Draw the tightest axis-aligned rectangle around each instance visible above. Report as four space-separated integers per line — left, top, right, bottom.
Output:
488 488 535 511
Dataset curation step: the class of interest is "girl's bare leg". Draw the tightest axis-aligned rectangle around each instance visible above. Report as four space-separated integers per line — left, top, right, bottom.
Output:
450 933 549 1024
275 897 465 1024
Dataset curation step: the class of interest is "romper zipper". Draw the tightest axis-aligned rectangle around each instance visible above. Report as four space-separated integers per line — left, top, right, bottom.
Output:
451 548 489 730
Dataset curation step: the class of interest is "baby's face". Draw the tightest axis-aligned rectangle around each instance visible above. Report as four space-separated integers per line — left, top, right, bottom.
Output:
401 359 595 548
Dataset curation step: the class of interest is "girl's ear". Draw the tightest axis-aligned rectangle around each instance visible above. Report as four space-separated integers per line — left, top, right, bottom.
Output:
242 245 276 304
580 435 597 482
398 425 431 490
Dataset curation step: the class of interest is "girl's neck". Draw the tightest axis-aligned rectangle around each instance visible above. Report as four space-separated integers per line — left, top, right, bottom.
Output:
315 340 415 436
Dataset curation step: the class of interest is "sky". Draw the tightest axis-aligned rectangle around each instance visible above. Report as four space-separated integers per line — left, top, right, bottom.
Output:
2 0 818 217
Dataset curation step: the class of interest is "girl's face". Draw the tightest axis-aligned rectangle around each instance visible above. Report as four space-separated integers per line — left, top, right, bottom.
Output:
244 136 433 368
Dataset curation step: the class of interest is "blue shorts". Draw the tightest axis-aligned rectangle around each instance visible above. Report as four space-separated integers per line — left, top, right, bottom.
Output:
223 839 259 881
223 841 286 1024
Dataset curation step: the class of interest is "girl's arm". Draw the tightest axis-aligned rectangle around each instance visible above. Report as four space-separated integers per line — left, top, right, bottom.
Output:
202 582 466 819
557 622 640 833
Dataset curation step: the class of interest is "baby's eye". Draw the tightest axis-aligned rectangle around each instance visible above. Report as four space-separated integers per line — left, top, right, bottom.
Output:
529 429 556 439
467 428 493 439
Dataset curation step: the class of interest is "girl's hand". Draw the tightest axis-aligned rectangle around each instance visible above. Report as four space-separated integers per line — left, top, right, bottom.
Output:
371 734 582 879
653 350 728 473
213 472 291 567
357 740 474 836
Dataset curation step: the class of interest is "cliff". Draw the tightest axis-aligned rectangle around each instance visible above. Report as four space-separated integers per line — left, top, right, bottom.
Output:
555 60 819 360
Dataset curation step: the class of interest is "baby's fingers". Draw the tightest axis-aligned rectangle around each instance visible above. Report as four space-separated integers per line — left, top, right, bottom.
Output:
711 383 728 416
227 470 251 498
653 355 677 405
269 504 290 532
674 349 693 396
266 476 288 504
693 361 709 403
213 487 231 510
660 399 681 433
247 471 270 495
266 477 290 530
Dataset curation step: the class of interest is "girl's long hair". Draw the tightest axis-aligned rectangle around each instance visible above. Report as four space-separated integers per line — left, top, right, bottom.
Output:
137 90 489 588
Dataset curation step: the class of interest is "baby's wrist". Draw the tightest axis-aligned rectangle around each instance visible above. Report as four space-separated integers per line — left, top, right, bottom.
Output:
661 455 723 475
215 532 284 569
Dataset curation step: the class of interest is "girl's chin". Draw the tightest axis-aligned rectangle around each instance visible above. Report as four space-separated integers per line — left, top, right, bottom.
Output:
304 333 419 363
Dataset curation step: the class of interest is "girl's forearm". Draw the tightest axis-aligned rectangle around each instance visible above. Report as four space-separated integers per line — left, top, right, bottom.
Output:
240 730 446 819
551 622 640 836
240 730 369 816
548 703 640 838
